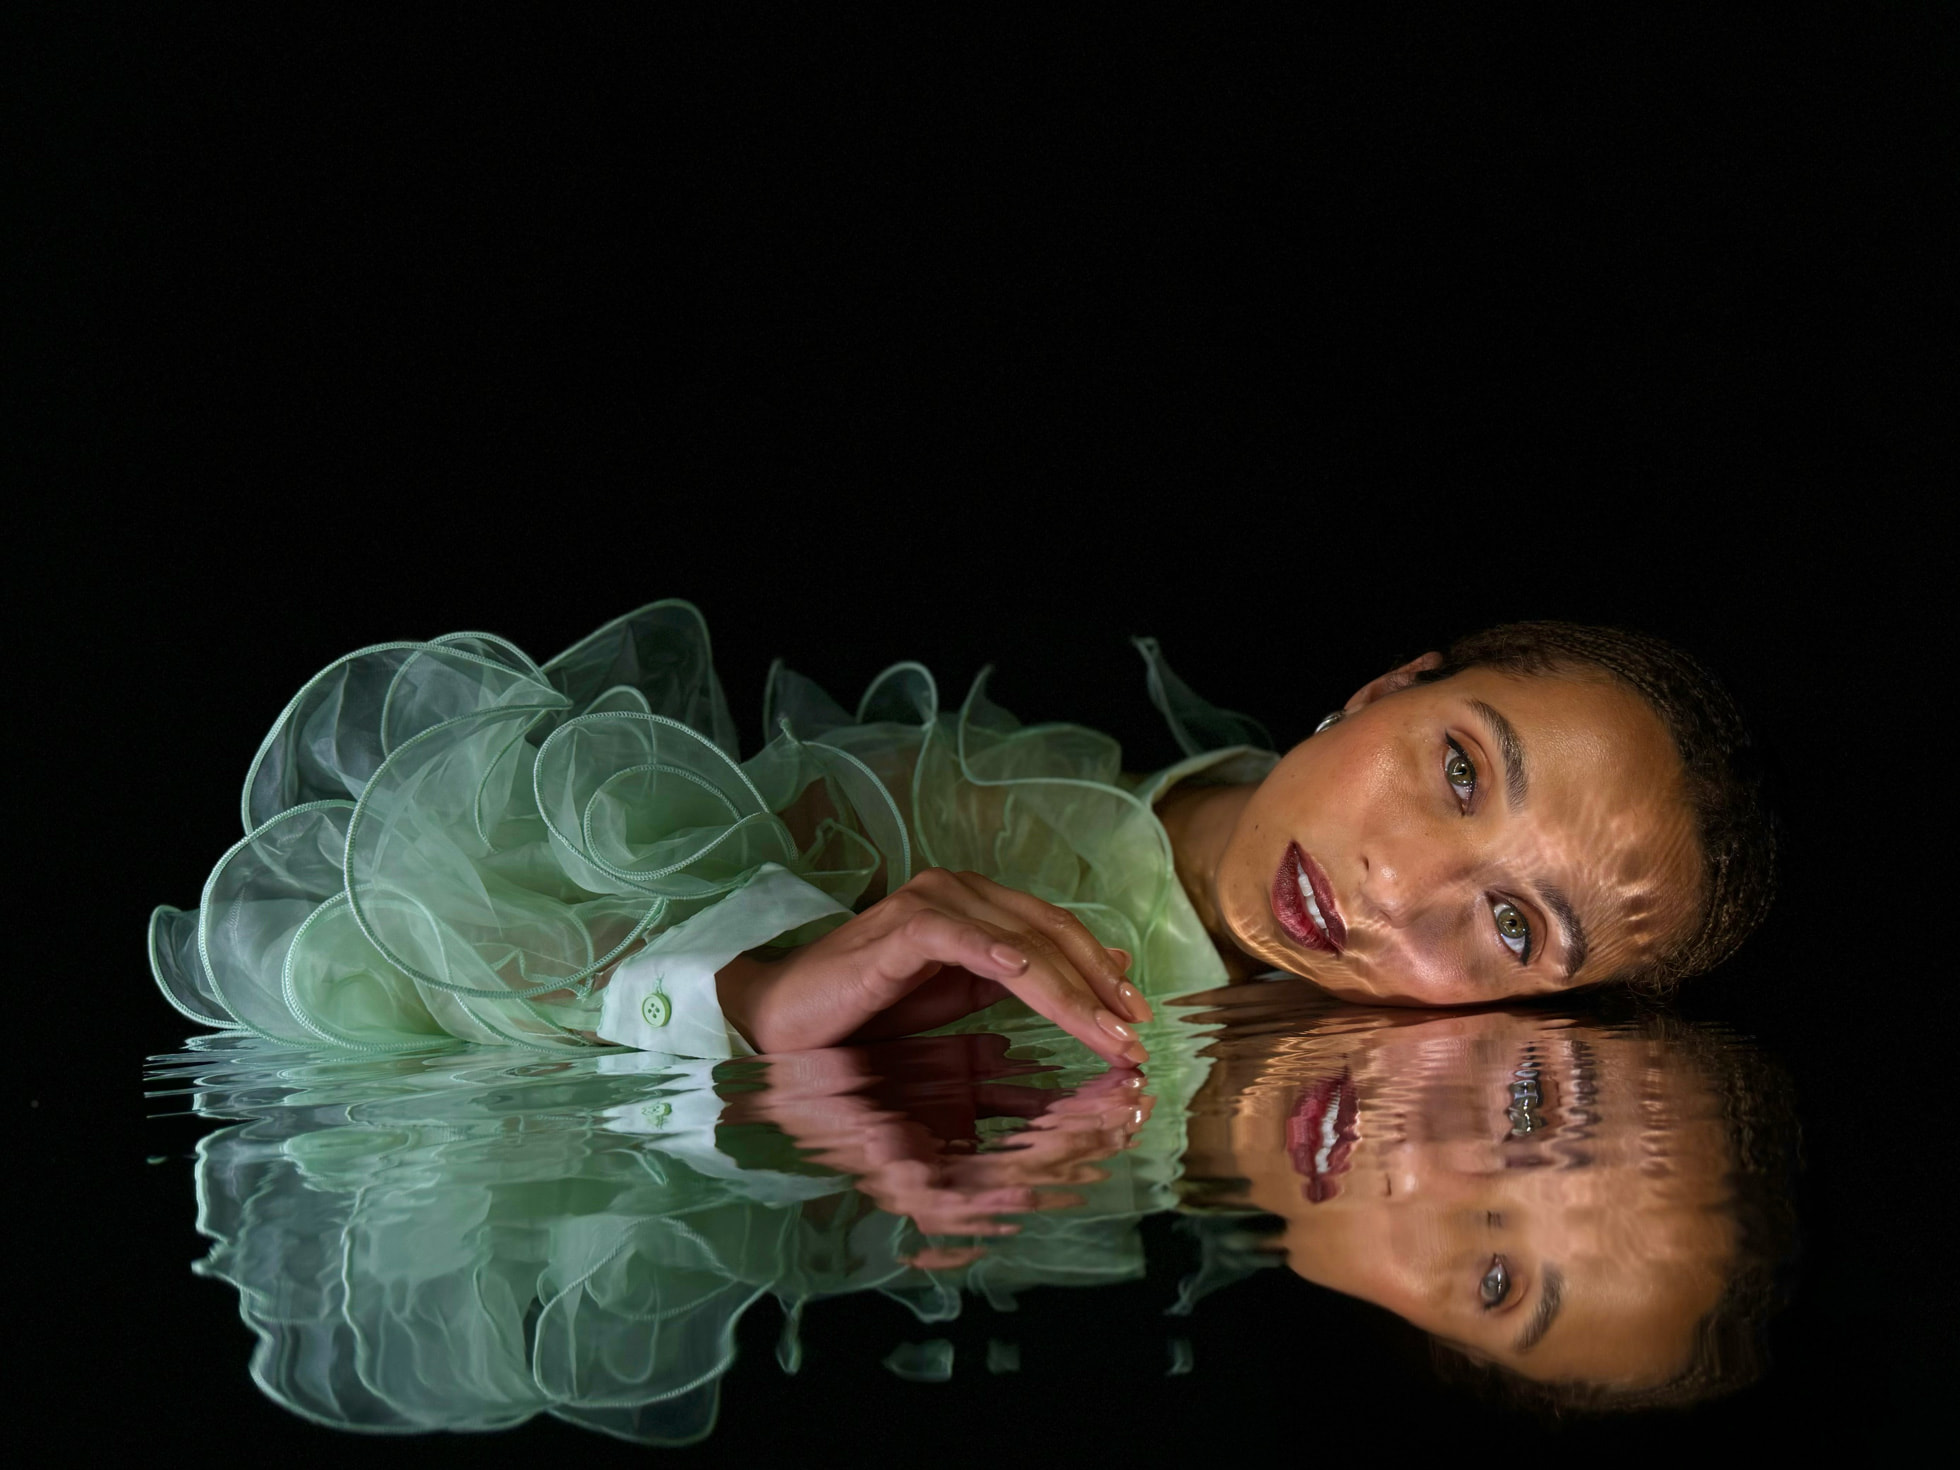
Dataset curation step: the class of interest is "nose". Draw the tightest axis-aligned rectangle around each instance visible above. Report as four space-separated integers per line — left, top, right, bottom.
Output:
1357 830 1477 933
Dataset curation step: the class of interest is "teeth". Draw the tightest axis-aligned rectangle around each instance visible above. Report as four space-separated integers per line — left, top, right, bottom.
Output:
1314 1098 1340 1172
1296 869 1327 934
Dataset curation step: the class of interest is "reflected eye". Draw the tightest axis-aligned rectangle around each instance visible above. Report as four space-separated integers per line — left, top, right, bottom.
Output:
1444 739 1477 806
1480 1255 1512 1309
1492 900 1531 961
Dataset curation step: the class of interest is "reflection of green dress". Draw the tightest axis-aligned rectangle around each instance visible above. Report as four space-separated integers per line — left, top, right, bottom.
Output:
150 601 1277 1053
161 1007 1246 1443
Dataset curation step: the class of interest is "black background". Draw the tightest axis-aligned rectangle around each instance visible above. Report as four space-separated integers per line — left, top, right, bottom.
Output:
15 6 1952 1460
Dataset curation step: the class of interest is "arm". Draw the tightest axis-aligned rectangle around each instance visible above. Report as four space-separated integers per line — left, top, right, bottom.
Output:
716 867 1152 1065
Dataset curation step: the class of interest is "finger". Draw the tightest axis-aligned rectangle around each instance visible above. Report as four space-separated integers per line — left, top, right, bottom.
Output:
1019 1189 1088 1212
1022 976 1147 1066
968 1117 1134 1160
874 905 1145 1064
992 952 1148 1067
935 1176 1089 1214
952 873 1153 1024
1069 1070 1147 1099
952 1184 1043 1213
864 906 1044 996
1104 949 1150 1024
1032 1082 1154 1131
904 880 1146 1065
884 1183 1033 1232
963 1152 1115 1188
858 1123 939 1172
1009 1118 1139 1159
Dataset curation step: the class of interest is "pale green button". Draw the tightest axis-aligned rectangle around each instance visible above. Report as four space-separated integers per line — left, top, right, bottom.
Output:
641 1101 671 1126
640 991 671 1027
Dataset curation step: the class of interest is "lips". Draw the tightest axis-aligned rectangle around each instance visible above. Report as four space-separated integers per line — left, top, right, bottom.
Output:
1286 1070 1360 1203
1271 842 1346 952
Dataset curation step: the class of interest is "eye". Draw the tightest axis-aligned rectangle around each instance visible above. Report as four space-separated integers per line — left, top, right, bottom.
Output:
1492 900 1531 961
1480 1255 1512 1309
1444 738 1477 807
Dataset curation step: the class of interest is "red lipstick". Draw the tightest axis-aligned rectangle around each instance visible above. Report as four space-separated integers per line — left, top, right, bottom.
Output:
1286 1070 1360 1203
1271 843 1346 952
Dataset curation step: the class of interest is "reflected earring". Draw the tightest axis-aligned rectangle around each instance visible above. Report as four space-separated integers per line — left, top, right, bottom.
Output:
1313 710 1346 734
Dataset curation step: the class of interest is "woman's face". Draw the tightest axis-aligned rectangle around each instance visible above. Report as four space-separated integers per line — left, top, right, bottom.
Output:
1215 659 1703 1003
1212 1008 1738 1388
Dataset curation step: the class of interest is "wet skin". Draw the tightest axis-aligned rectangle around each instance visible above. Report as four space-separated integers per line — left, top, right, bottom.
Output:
1185 1003 1738 1388
1163 655 1705 1003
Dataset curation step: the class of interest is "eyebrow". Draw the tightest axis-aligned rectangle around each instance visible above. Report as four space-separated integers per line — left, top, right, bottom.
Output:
1469 698 1592 979
1538 881 1591 981
1469 699 1528 808
1514 1264 1564 1353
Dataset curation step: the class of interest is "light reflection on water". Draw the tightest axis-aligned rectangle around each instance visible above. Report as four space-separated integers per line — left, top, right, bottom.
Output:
146 981 1795 1442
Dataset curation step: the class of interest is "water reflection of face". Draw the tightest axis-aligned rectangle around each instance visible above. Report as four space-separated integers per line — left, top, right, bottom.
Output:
1185 1002 1739 1388
157 995 1771 1440
1215 665 1703 1003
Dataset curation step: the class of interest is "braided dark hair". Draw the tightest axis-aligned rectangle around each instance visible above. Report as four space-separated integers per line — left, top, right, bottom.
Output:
1416 622 1777 991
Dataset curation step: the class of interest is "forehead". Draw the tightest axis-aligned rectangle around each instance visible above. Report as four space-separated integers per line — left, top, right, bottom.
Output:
1450 667 1679 785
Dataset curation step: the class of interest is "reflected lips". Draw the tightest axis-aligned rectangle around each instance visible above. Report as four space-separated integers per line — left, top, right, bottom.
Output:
1272 843 1345 952
1287 1071 1359 1203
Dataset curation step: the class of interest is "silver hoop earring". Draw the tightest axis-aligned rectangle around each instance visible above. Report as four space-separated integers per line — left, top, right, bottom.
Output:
1313 710 1346 734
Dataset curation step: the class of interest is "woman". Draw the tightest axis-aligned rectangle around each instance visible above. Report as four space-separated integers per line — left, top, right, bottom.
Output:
150 601 1774 1061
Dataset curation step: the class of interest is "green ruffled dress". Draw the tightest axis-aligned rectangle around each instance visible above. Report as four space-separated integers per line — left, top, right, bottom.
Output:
149 601 1278 1053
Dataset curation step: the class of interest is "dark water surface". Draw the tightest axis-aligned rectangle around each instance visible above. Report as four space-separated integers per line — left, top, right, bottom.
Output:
121 980 1903 1455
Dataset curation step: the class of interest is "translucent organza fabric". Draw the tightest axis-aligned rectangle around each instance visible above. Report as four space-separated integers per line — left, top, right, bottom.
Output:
150 1006 1222 1443
150 602 1276 1052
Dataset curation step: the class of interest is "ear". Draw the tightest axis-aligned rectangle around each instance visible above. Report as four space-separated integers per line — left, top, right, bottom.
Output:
1345 650 1444 713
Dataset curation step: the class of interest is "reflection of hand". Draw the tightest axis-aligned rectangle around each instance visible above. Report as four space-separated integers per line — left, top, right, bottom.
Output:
725 1035 1153 1261
717 868 1152 1065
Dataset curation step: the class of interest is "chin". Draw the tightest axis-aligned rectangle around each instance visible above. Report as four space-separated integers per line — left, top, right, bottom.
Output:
1256 945 1342 991
1297 969 1371 1001
1264 954 1376 1003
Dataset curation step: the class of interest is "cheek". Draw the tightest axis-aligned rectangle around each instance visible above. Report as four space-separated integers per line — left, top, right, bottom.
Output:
1243 735 1403 852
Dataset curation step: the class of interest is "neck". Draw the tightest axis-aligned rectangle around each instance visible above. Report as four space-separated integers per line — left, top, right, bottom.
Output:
1157 781 1260 980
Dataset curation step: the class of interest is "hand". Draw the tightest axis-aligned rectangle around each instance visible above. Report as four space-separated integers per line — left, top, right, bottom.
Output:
726 1035 1154 1261
717 867 1153 1065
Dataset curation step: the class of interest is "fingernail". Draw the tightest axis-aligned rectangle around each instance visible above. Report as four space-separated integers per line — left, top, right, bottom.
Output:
989 944 1029 972
1123 1043 1150 1066
1109 947 1133 971
1116 981 1151 1022
1094 1011 1136 1045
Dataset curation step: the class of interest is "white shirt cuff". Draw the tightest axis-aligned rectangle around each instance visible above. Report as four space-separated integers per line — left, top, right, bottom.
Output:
597 863 849 1057
594 1053 849 1204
